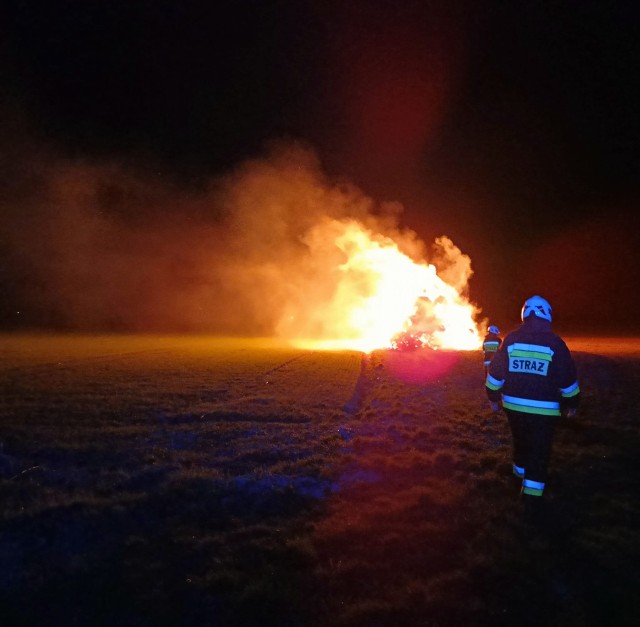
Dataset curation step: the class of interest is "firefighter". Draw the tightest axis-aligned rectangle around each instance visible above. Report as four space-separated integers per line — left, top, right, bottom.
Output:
485 295 580 507
483 325 502 376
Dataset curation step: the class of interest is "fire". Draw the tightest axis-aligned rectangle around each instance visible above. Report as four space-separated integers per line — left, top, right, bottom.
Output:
280 219 483 352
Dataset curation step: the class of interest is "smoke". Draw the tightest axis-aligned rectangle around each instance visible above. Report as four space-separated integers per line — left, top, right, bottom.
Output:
430 236 474 295
1 141 479 337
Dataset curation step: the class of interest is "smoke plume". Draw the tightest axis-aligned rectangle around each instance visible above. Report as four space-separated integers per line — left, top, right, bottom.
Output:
1 141 479 339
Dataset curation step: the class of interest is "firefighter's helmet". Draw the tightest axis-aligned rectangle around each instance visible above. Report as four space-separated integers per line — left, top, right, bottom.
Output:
521 295 552 322
488 325 500 335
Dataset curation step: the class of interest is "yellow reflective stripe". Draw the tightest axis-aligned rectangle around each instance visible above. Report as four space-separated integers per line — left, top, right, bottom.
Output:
561 381 580 397
508 342 554 356
485 374 504 390
522 479 544 496
503 402 560 416
503 395 559 410
509 349 553 361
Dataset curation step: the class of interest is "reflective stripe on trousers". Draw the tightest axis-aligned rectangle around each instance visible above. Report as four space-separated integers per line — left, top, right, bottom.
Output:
522 478 545 496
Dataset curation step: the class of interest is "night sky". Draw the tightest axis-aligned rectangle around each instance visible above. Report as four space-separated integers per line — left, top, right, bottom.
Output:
1 1 639 333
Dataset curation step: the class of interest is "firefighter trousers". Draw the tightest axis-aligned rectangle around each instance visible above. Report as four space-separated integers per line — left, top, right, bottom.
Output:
504 409 559 486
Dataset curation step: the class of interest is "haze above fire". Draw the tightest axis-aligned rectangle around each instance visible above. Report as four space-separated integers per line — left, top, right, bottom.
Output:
3 143 483 349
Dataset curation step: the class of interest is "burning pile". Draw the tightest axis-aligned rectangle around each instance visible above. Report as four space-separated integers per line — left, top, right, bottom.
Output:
277 218 483 353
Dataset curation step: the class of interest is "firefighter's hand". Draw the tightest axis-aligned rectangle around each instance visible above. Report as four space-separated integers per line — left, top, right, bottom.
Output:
489 401 502 413
565 408 577 418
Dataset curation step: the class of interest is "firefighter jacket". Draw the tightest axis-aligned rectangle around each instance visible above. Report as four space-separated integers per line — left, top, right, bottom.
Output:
482 332 502 367
485 316 580 416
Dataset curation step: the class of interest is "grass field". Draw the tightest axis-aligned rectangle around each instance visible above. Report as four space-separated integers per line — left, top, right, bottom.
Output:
1 334 639 626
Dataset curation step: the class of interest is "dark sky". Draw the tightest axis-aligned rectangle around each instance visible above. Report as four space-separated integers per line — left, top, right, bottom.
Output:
1 0 639 332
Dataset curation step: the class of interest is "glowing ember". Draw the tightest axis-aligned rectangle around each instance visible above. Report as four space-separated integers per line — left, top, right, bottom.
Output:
279 219 483 352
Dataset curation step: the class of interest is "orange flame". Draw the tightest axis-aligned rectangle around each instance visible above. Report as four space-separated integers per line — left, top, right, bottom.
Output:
278 219 483 353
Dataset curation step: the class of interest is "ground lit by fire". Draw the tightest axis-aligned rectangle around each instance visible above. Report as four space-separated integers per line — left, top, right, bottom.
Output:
2 333 640 626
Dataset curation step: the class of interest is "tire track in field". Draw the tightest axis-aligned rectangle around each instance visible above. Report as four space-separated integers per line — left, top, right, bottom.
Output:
262 353 308 376
342 353 369 414
209 352 312 410
196 349 363 423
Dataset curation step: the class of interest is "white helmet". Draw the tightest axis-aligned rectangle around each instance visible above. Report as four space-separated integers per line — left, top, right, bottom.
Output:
488 325 500 335
521 295 552 322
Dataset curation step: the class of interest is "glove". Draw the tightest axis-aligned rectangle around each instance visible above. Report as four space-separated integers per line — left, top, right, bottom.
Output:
564 407 577 417
489 401 502 412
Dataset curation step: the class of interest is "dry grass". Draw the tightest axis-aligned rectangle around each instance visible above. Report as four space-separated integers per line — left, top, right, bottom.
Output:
1 334 639 626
